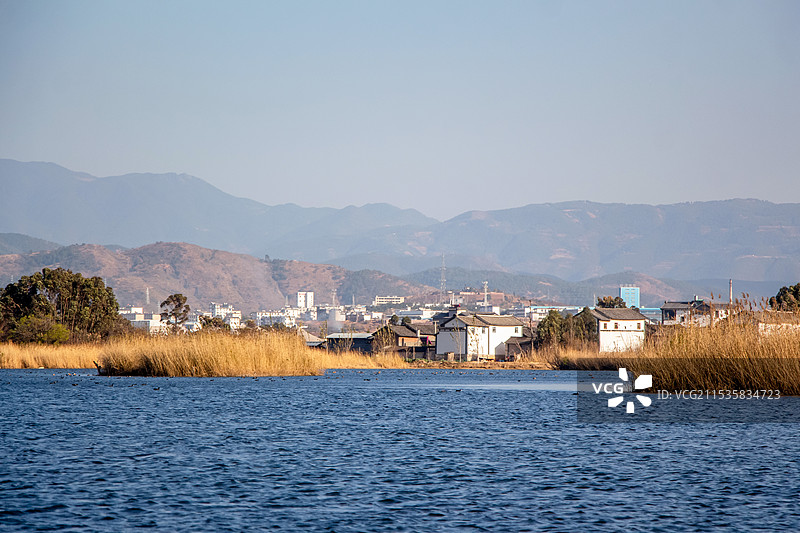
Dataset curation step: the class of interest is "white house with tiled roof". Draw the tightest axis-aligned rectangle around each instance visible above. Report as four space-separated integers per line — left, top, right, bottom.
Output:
436 313 525 361
591 308 648 352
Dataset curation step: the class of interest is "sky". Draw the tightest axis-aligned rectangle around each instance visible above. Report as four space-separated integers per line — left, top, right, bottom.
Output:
1 0 799 220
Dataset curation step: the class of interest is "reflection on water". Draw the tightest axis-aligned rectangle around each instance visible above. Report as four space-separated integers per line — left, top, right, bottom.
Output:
1 368 798 531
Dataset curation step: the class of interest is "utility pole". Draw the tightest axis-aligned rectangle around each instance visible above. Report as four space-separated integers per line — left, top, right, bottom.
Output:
439 254 447 306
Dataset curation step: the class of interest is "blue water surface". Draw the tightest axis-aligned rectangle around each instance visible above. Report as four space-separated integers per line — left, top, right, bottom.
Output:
1 368 798 531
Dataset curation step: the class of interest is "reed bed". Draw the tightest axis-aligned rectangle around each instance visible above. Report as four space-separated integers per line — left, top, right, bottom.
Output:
553 321 800 395
96 332 408 376
0 342 102 369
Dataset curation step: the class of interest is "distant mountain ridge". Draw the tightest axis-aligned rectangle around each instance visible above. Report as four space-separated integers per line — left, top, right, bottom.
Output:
0 233 62 255
0 159 437 258
0 242 782 313
0 242 434 314
2 159 799 283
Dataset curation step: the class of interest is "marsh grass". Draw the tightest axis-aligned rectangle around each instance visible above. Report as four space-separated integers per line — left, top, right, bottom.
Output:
96 332 408 376
1 332 408 376
0 342 102 369
553 320 800 395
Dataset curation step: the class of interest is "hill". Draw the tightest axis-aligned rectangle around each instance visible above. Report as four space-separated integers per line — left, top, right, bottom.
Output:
0 233 62 255
0 159 437 257
3 160 800 283
0 242 435 314
341 200 800 281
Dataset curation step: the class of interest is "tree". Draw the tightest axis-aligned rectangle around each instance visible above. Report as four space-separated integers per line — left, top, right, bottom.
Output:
596 296 627 308
769 283 800 312
0 268 120 342
573 307 598 343
371 326 396 354
160 293 190 332
12 315 70 345
537 310 564 347
199 315 229 331
536 307 596 349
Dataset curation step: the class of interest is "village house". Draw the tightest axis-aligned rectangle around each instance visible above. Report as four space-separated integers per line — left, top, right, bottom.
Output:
325 332 374 353
591 308 648 352
373 323 437 358
435 313 525 361
661 298 733 326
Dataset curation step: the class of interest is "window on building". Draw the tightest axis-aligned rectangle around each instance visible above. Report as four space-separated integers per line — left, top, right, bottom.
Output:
637 322 642 329
614 322 619 329
492 327 496 333
603 323 608 330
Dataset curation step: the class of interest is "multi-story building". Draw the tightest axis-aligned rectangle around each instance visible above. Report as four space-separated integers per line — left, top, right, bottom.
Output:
297 291 314 310
591 308 648 352
619 286 641 309
210 302 237 318
119 306 166 334
373 296 405 306
435 313 525 361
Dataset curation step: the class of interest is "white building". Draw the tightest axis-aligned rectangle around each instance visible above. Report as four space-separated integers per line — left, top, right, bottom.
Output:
396 308 437 320
373 296 405 306
210 302 237 318
119 307 166 334
252 310 296 328
208 302 242 330
591 308 648 352
297 291 314 310
509 305 583 323
436 314 525 361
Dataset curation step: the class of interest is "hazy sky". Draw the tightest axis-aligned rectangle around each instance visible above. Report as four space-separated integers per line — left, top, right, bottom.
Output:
1 1 798 219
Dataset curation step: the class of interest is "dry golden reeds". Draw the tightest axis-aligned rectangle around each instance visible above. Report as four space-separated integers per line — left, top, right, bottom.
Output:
0 342 102 369
554 320 800 395
1 332 408 376
96 331 408 376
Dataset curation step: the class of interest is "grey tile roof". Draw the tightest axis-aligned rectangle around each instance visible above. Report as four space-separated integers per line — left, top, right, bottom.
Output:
591 308 648 321
441 313 525 328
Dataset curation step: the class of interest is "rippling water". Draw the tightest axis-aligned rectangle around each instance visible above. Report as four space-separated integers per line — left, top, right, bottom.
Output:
2 368 799 531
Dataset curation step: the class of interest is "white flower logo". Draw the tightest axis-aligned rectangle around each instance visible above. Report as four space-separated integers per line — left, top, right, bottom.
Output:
608 367 652 414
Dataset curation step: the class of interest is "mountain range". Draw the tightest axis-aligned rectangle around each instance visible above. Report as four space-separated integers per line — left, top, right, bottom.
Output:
0 240 783 314
0 242 432 314
2 158 799 284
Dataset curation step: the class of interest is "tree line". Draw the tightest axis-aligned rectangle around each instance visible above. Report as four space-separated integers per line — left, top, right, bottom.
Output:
0 268 199 344
0 268 126 343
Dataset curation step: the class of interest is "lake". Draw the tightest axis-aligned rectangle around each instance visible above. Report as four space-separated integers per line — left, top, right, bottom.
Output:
1 368 799 531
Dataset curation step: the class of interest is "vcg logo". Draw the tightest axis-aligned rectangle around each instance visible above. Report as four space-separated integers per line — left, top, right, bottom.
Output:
591 367 653 414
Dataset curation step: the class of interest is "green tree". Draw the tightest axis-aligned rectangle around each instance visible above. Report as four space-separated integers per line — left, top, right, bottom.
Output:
12 315 70 345
573 307 598 343
0 268 120 342
160 293 190 332
537 310 564 346
596 296 627 308
199 315 230 331
769 283 800 312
